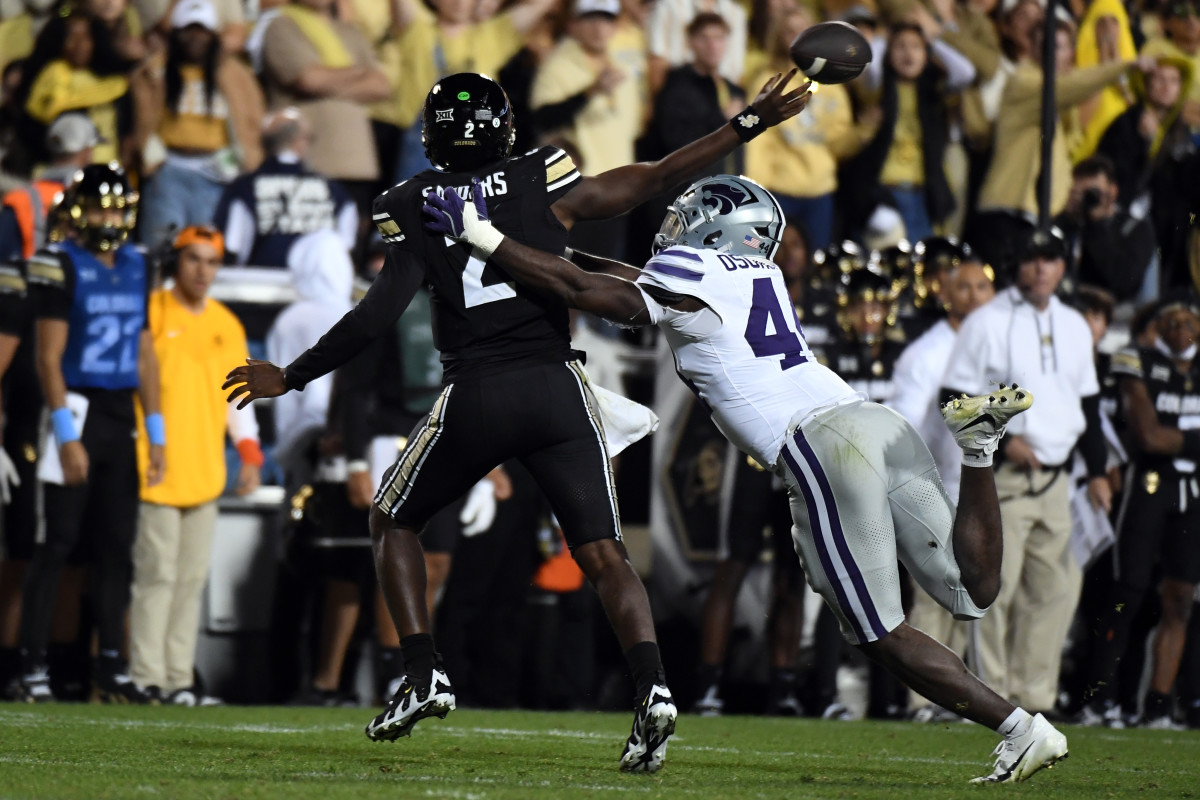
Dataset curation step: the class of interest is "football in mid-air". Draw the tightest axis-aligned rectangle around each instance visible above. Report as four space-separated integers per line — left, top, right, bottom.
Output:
789 21 872 84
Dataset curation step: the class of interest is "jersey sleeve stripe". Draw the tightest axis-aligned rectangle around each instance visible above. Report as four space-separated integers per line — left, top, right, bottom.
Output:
545 148 569 166
547 170 582 193
644 260 703 282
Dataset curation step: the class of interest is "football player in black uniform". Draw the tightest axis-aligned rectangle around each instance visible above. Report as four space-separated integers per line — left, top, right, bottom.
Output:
224 71 811 770
1079 293 1200 729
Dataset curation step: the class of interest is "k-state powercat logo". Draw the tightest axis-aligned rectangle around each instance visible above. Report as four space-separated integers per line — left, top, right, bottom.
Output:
699 182 751 215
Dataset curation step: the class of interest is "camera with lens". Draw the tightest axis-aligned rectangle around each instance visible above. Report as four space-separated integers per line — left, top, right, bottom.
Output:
1081 187 1104 212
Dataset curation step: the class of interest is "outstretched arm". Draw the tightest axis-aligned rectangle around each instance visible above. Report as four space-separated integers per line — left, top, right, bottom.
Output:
550 71 811 228
425 181 650 326
223 250 423 408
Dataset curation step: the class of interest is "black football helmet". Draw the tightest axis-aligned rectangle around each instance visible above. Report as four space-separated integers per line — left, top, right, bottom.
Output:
62 162 138 252
422 73 516 172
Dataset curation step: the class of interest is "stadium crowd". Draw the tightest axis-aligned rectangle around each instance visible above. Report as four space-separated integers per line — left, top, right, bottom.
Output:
0 0 1198 735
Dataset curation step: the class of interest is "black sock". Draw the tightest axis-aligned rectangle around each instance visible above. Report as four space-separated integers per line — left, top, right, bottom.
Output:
379 647 404 679
625 641 665 698
770 668 797 694
21 647 47 675
401 634 436 686
0 646 18 684
1145 689 1171 719
695 662 721 693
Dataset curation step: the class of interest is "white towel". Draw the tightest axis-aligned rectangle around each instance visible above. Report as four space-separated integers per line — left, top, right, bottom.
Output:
589 382 659 458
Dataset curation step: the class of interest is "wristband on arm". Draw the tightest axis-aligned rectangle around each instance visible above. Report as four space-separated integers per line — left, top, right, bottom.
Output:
145 413 166 447
51 407 80 447
731 106 767 142
236 438 265 468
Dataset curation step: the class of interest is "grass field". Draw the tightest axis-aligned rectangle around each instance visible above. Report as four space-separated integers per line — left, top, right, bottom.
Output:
0 704 1196 799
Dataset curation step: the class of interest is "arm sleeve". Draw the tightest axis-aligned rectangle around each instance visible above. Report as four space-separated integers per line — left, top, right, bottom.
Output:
338 339 380 462
226 400 261 443
283 247 423 390
530 91 590 134
26 250 73 321
1079 394 1108 477
0 262 29 336
931 38 977 91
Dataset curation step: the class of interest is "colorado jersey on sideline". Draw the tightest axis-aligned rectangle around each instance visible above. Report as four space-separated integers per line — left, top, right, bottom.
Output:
371 146 582 380
636 246 861 467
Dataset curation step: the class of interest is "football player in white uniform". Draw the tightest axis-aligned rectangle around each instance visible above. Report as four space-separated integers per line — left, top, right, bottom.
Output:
423 174 1070 783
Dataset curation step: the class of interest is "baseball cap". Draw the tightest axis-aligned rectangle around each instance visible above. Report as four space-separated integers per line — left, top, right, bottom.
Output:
46 113 104 156
1014 225 1066 263
170 0 219 31
574 0 619 17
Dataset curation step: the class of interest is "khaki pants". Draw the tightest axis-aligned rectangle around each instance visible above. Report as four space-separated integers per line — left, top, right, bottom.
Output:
971 464 1080 710
906 591 969 710
129 501 218 691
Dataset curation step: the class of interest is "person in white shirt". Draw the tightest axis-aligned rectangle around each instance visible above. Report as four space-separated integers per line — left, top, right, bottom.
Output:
424 173 1069 783
887 251 995 720
941 226 1111 714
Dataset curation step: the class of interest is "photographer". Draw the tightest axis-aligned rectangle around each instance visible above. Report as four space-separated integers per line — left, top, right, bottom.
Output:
1053 155 1155 303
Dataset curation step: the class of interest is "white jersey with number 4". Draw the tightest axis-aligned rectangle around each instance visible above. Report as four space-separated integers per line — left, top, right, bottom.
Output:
636 246 861 467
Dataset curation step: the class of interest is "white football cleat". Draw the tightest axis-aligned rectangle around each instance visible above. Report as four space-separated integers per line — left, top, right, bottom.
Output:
620 684 677 773
365 667 455 742
942 384 1033 467
972 713 1068 784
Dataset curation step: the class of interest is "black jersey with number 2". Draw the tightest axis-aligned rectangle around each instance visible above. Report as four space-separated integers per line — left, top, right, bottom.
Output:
373 145 583 381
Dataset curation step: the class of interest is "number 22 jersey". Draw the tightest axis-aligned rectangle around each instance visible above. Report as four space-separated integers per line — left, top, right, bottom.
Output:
636 246 860 468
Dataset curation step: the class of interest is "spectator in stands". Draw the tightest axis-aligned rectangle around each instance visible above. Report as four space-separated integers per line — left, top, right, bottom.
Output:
1073 0 1139 160
533 0 643 178
840 22 974 244
744 6 853 250
361 0 555 183
888 251 994 721
0 114 98 261
969 13 1155 281
18 164 164 704
1080 293 1200 729
0 60 29 193
133 0 265 248
81 0 147 63
129 225 262 705
133 0 249 54
0 0 58 77
645 0 747 90
1141 0 1200 130
255 0 391 212
1054 155 1155 303
532 0 645 256
648 13 745 177
1098 55 1194 207
212 108 358 267
942 225 1108 714
15 8 135 166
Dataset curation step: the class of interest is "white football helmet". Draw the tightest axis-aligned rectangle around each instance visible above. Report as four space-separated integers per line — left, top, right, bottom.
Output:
652 175 785 261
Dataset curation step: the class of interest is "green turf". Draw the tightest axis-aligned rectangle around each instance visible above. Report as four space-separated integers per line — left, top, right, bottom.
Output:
0 704 1195 799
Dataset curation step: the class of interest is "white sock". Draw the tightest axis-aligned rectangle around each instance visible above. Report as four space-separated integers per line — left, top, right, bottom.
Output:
996 707 1033 738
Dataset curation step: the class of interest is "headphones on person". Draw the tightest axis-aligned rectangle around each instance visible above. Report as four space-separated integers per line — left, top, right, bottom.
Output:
162 225 225 279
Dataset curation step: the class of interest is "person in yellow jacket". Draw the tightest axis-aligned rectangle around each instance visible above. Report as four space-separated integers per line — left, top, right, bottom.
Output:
743 7 858 250
129 225 263 705
20 9 132 165
967 20 1156 280
1073 0 1139 161
1141 0 1200 130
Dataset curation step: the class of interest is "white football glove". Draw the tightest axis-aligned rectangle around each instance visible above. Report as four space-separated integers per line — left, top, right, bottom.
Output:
459 478 498 537
0 447 19 505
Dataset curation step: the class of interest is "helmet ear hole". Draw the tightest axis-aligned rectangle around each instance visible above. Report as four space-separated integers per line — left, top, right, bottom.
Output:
703 230 722 246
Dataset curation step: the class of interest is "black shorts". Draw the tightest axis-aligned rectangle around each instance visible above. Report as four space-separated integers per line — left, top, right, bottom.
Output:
722 455 797 571
2 419 40 560
41 390 139 567
1114 466 1200 589
375 361 619 551
290 481 374 586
